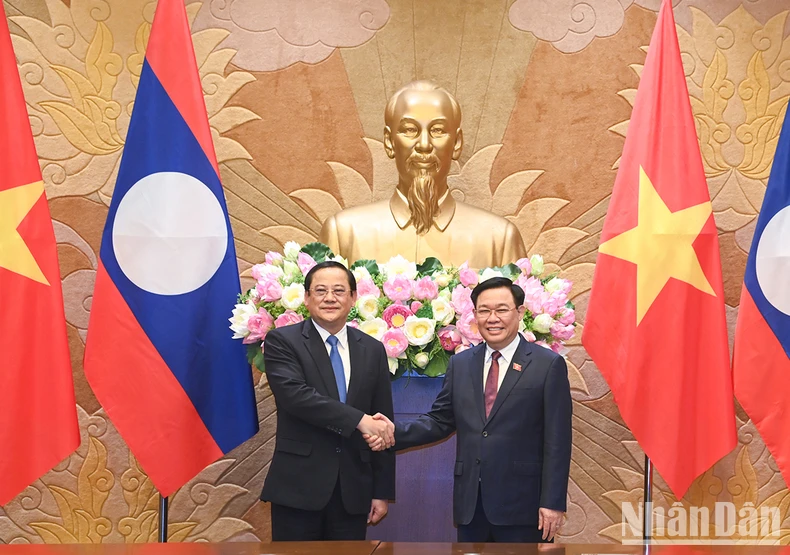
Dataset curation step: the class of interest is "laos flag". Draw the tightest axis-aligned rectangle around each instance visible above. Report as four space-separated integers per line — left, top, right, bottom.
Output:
83 0 258 496
733 105 790 487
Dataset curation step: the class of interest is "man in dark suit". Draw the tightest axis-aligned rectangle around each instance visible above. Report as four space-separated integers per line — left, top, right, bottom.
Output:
261 261 396 541
368 277 572 542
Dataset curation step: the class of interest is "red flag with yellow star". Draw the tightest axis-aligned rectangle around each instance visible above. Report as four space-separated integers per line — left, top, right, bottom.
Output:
582 0 736 499
0 3 80 505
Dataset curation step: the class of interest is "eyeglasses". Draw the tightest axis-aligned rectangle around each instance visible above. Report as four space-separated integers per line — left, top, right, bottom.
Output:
310 287 350 298
474 307 517 319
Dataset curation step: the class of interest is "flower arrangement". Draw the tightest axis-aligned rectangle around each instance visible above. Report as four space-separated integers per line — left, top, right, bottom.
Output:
229 242 576 378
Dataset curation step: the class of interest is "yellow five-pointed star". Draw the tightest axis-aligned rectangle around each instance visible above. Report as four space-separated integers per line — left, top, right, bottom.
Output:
0 180 49 285
600 166 715 325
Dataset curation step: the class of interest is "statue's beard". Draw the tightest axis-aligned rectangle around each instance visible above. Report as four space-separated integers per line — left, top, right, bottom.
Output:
407 169 439 236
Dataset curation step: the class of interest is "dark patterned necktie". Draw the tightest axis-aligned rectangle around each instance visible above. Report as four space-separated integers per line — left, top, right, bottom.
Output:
484 351 501 418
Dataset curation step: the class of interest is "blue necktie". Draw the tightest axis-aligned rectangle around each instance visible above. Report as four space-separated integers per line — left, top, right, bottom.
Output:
327 335 347 403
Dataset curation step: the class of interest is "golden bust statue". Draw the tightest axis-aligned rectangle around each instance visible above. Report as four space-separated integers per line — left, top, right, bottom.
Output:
320 81 527 268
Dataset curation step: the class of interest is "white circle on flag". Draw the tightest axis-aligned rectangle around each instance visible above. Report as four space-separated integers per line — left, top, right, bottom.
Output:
113 171 228 295
756 205 790 316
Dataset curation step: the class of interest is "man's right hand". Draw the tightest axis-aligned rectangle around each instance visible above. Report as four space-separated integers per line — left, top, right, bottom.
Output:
358 413 394 450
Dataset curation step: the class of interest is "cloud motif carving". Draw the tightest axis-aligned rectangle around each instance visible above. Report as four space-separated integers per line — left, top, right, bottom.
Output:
192 0 391 72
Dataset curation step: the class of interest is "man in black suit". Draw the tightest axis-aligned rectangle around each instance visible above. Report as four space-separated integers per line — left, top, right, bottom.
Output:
261 261 396 541
368 277 572 542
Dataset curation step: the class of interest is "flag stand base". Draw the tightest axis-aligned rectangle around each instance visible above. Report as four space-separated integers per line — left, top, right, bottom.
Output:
643 455 653 543
159 495 168 542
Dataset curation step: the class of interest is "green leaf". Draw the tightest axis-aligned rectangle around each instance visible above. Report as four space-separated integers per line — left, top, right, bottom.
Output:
301 242 333 262
415 304 434 319
416 257 443 276
253 350 265 372
246 344 258 365
423 349 449 377
350 259 380 276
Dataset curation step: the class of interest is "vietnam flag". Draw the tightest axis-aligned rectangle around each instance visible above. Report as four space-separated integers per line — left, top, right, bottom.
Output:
733 107 790 485
582 0 736 498
0 3 80 505
83 0 258 497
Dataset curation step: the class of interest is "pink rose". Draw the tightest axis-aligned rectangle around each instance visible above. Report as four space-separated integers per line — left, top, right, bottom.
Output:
257 279 283 302
451 285 474 315
347 319 360 329
382 304 412 328
458 262 479 288
456 311 482 344
412 276 439 300
550 321 575 341
274 309 304 328
297 252 316 275
244 308 275 344
357 278 381 298
437 325 463 351
265 251 283 266
383 276 412 302
410 301 423 313
520 330 537 342
515 257 532 275
382 328 409 358
558 308 575 326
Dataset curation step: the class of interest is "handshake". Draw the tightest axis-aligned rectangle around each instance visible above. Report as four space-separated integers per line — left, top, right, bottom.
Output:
357 413 395 451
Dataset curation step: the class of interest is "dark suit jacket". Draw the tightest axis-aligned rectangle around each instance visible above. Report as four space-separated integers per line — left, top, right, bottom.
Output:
260 319 396 514
395 336 572 526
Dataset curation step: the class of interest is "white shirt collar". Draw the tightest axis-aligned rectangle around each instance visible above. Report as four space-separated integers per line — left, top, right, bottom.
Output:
485 334 521 364
312 320 349 348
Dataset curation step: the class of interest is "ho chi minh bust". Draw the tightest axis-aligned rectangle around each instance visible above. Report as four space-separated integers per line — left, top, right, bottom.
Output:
319 81 526 269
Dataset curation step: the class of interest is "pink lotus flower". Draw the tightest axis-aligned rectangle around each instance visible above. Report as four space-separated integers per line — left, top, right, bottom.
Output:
357 278 381 298
535 340 551 350
410 301 423 313
381 328 409 358
558 307 575 326
550 321 575 341
251 263 282 281
383 276 412 302
458 262 479 287
451 285 474 315
265 251 283 266
455 343 472 354
456 311 482 344
297 251 316 275
438 325 463 351
274 309 304 328
244 308 275 344
347 319 360 329
517 275 544 314
515 257 532 275
521 330 537 342
540 294 562 317
412 276 439 300
550 341 564 354
382 304 412 328
257 279 283 302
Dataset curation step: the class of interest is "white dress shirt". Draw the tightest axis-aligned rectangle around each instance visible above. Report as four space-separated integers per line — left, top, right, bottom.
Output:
312 321 351 390
483 335 521 392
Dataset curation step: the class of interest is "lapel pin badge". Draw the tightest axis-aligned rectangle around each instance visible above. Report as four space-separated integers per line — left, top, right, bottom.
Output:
513 363 522 372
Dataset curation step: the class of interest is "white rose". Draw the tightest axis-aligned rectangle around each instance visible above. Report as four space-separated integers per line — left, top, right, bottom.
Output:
403 316 436 346
414 352 430 368
283 241 301 261
530 254 544 276
281 283 305 309
431 297 455 326
533 313 554 334
359 318 388 341
434 272 451 287
229 303 256 338
356 295 380 320
352 266 372 282
480 267 504 282
384 255 418 280
387 357 399 375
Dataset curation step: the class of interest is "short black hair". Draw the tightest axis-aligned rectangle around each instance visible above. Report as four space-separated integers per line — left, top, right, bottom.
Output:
470 277 525 307
304 261 357 293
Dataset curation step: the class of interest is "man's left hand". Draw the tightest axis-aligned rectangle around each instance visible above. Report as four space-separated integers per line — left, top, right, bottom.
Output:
368 499 388 525
538 507 564 541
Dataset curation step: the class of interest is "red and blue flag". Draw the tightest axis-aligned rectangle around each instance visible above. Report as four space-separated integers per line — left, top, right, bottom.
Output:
83 0 258 497
733 104 790 485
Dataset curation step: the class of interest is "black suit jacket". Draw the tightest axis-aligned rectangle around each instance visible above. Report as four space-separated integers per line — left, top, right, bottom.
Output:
395 336 572 526
260 319 395 514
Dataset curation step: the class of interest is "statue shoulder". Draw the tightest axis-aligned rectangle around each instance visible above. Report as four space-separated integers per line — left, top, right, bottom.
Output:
453 200 513 230
328 199 392 226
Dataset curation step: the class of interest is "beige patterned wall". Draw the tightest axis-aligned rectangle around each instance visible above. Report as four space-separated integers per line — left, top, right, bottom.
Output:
2 0 789 544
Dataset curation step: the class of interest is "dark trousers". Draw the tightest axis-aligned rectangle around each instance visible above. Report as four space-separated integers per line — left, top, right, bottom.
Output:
457 486 552 543
270 479 367 541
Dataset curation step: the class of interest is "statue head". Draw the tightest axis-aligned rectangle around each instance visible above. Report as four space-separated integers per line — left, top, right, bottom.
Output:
383 81 463 235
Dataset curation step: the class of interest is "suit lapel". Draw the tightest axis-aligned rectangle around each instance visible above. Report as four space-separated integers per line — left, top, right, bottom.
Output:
302 320 340 400
486 337 533 423
470 344 487 424
345 327 366 406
